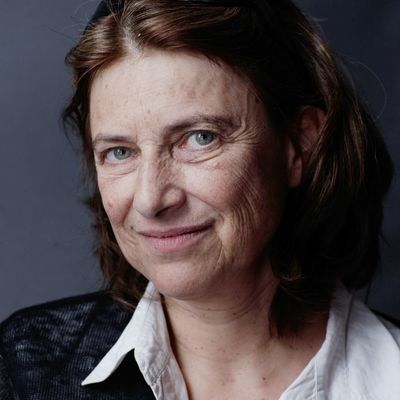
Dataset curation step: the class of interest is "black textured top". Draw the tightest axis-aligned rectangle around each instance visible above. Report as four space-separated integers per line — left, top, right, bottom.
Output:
0 292 156 399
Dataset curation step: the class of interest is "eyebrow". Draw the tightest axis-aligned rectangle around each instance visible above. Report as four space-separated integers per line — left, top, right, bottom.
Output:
92 134 135 150
163 114 239 134
91 113 239 149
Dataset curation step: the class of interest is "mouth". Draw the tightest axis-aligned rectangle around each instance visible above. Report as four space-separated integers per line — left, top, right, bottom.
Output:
138 223 212 254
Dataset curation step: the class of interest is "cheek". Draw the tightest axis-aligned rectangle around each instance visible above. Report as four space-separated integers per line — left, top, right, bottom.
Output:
97 174 134 225
187 147 287 248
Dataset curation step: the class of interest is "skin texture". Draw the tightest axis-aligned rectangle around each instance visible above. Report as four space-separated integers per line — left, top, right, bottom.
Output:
90 50 326 399
90 50 297 302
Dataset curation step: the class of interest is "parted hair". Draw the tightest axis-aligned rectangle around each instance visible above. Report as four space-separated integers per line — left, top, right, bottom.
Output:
63 0 393 334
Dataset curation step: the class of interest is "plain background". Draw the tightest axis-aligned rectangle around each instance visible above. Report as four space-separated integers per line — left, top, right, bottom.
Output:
0 0 399 321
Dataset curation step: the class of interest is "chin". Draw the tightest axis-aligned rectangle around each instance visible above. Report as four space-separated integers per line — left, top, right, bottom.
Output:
141 259 222 301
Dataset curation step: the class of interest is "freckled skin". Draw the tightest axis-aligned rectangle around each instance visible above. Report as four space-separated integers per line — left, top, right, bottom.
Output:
89 50 295 303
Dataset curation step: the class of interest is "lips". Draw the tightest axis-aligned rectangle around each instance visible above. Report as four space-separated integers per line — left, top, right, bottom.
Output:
137 222 212 254
138 221 212 238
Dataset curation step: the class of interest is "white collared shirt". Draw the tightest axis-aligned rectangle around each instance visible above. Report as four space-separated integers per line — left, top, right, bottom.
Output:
82 283 188 399
82 282 400 399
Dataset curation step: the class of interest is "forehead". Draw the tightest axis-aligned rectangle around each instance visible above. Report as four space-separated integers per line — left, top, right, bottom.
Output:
89 50 260 133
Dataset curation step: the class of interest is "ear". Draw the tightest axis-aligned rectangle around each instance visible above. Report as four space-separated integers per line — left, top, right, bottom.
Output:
286 106 326 188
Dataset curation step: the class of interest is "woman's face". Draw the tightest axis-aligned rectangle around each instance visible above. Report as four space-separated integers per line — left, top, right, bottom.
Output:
90 50 296 301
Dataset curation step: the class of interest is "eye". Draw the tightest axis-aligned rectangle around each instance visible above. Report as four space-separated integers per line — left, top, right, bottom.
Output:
105 147 133 162
187 130 216 147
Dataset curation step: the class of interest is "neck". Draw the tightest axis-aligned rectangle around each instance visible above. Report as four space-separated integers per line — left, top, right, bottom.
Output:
163 270 327 400
164 268 278 356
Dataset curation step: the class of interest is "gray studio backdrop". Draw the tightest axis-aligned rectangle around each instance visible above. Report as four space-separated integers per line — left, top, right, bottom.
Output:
1 0 399 321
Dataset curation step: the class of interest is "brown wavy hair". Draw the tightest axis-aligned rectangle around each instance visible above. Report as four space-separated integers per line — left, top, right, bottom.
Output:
63 0 393 334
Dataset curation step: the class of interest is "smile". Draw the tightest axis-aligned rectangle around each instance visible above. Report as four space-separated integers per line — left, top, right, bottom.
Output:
138 224 212 254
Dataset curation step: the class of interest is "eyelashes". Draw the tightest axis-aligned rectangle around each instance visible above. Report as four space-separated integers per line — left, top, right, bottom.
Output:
105 147 134 163
184 130 216 148
96 129 220 167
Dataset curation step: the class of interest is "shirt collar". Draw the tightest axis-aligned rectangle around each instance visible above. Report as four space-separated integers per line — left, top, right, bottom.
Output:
82 282 173 386
279 282 351 399
82 282 399 399
82 282 349 397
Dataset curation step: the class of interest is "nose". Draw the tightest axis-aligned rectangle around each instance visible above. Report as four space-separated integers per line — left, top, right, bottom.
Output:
133 156 186 219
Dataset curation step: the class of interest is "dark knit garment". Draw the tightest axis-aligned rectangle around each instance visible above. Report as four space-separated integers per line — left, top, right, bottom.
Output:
0 292 156 399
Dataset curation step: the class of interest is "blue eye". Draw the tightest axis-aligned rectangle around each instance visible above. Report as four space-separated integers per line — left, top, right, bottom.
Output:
188 131 216 147
106 147 132 162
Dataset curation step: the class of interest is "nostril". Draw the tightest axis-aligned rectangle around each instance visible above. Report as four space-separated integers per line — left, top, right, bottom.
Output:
134 185 186 219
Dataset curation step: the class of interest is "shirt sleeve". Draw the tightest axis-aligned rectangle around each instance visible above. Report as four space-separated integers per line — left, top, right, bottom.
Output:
0 353 17 400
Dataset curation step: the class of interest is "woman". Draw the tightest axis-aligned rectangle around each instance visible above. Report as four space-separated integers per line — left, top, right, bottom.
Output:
1 0 398 399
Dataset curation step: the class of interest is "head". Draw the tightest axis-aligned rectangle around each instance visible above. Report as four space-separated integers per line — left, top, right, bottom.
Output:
63 0 393 333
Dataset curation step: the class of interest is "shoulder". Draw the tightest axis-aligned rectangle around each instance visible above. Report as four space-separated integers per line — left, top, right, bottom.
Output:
0 291 132 350
0 292 135 397
0 291 107 331
334 287 400 400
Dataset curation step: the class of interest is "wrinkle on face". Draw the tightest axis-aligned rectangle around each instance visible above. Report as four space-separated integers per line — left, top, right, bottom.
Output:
89 50 290 303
